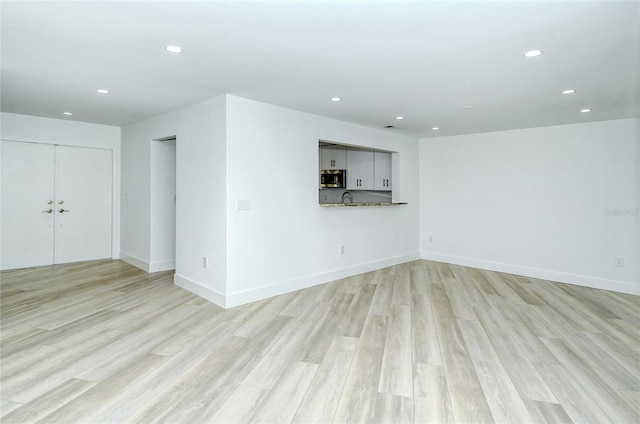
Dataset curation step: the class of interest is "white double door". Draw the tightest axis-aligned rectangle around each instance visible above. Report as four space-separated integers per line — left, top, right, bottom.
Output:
1 141 112 270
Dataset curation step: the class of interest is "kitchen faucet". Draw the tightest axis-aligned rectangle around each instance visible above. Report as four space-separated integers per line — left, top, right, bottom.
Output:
341 191 353 204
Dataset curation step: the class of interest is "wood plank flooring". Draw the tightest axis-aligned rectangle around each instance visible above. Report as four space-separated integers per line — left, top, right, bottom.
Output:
1 259 639 423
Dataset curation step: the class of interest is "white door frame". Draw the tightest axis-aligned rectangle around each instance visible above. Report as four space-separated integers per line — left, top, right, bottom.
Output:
149 137 177 272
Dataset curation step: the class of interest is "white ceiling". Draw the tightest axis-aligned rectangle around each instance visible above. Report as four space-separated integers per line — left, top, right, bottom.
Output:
2 1 639 138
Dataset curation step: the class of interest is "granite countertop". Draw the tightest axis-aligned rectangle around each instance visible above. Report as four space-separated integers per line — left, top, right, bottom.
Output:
320 202 408 207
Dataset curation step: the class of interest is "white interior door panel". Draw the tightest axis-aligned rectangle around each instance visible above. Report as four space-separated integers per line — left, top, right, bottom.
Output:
55 145 112 264
1 141 56 269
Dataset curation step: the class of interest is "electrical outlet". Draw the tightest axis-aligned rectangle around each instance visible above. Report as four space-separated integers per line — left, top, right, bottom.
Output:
339 244 345 255
614 257 624 268
237 199 251 211
203 256 208 268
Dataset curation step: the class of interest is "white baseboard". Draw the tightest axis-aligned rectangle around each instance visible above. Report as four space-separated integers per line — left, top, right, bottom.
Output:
174 274 226 308
421 251 640 296
149 260 175 273
119 252 175 273
171 252 420 309
119 251 149 272
224 252 421 308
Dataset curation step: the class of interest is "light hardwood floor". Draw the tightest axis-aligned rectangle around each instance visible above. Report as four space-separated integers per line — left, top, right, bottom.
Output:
1 259 639 423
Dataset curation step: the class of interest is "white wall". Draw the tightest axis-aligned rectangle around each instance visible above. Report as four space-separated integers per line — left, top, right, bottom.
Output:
121 94 419 307
419 118 639 295
224 95 420 306
120 96 228 298
0 112 122 259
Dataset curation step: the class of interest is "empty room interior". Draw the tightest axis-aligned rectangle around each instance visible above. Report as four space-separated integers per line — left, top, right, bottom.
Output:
1 1 639 423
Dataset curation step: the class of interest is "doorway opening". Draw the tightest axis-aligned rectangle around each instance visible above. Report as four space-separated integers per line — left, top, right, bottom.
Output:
150 136 176 272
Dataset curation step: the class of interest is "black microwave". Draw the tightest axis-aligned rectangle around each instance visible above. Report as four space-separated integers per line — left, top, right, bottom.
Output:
320 169 346 188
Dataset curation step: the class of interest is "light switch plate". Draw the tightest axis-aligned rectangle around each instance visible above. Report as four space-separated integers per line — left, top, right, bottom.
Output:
237 199 251 211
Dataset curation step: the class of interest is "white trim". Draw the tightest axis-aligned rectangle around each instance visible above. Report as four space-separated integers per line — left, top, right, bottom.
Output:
119 251 150 273
224 252 420 308
421 251 640 296
0 135 116 151
149 260 175 273
174 274 226 308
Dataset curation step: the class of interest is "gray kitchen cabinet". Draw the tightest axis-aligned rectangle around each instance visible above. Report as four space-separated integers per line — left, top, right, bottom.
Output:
320 145 347 169
347 149 374 189
374 151 392 191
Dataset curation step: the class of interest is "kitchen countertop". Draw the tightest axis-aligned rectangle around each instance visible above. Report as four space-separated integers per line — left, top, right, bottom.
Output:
320 202 408 207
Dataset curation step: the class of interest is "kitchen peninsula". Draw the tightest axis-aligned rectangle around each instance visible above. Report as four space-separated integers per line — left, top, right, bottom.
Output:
320 201 408 208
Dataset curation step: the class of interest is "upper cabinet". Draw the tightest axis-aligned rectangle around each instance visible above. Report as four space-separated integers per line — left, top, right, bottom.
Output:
374 151 392 191
320 145 347 169
347 149 375 190
319 142 393 193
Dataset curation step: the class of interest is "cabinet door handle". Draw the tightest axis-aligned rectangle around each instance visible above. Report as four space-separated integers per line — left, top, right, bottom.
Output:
42 209 53 213
59 208 71 213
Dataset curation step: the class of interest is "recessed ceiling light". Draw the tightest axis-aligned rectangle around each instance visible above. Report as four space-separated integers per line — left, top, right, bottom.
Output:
63 112 72 116
97 89 109 94
562 89 576 94
463 105 474 109
331 97 341 102
580 108 592 113
432 127 440 130
524 49 542 58
395 116 404 120
165 45 183 53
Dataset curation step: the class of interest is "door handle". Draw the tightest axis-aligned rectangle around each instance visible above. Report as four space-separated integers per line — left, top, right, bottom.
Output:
47 200 53 205
42 209 53 213
59 208 71 213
